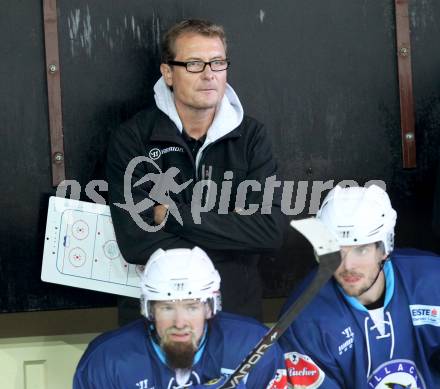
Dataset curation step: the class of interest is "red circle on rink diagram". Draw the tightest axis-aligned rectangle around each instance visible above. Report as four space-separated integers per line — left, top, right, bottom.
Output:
69 247 87 267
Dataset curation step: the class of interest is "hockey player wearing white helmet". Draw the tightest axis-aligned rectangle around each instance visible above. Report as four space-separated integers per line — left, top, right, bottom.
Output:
140 247 222 371
278 185 440 389
74 247 284 389
317 184 396 306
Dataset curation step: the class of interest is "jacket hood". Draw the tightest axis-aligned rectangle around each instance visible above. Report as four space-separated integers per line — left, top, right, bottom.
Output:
153 76 244 144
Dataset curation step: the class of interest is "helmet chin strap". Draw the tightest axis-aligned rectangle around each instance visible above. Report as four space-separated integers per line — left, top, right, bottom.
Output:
146 320 161 346
360 257 388 297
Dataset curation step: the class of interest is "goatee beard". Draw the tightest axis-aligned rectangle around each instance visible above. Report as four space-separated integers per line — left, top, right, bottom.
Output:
161 334 197 369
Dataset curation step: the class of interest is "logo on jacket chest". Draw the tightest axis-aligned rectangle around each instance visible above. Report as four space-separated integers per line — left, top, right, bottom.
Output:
135 378 154 389
148 146 185 160
338 326 355 355
367 359 426 389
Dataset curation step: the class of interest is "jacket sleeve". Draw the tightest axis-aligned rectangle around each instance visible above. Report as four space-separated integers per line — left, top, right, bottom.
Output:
106 124 194 264
73 355 117 389
163 124 287 251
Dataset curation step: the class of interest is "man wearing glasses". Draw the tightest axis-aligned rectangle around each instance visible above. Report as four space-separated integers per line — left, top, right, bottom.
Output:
107 19 285 321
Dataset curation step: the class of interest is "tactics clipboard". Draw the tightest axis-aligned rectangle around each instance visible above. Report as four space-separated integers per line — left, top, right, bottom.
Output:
41 196 143 298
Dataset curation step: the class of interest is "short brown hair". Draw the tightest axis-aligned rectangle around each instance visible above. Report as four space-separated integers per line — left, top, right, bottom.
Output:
161 19 227 63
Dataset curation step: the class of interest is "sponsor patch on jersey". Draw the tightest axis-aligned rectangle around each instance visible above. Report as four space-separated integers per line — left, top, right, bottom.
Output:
285 352 325 388
367 359 426 389
266 369 287 389
266 369 288 389
410 304 440 327
148 146 184 160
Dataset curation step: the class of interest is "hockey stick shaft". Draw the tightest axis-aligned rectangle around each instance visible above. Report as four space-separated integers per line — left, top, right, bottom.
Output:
218 218 341 389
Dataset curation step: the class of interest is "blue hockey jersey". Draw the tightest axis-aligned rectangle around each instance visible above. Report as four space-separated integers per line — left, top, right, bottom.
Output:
279 249 440 389
74 311 283 389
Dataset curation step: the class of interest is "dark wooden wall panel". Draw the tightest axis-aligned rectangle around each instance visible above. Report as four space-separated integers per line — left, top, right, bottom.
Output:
1 0 439 312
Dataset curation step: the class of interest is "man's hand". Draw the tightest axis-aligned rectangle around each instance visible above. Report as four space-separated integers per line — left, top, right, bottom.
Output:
154 204 169 225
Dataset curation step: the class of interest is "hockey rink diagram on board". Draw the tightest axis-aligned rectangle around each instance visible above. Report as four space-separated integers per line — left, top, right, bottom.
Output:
41 196 143 298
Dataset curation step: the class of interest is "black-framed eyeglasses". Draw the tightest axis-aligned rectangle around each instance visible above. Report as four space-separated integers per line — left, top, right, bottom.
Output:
168 59 230 73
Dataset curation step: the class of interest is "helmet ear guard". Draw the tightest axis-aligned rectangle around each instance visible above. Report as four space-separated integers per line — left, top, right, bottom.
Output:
141 296 159 322
206 291 222 317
